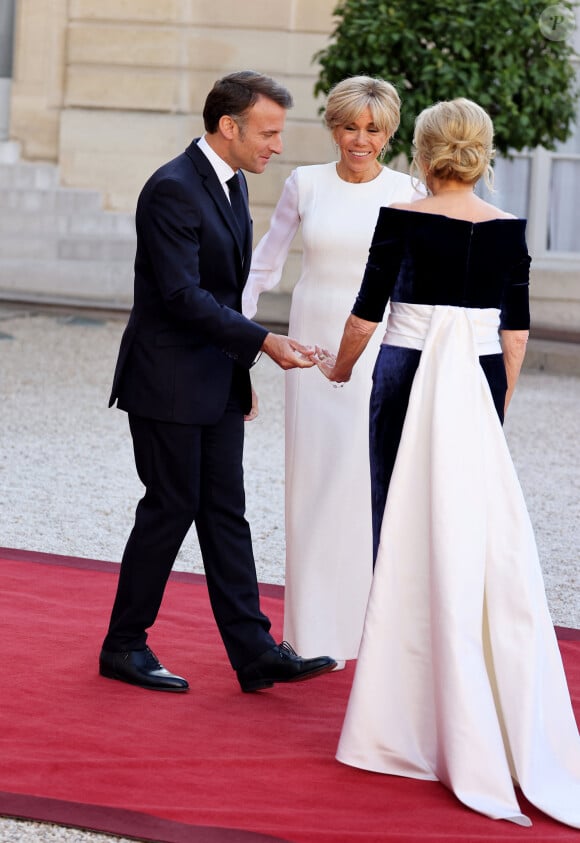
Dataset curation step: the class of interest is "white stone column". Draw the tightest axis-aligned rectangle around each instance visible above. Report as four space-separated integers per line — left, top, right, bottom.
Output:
9 0 68 159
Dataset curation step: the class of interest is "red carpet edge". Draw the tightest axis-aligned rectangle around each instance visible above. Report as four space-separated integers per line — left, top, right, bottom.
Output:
0 791 289 843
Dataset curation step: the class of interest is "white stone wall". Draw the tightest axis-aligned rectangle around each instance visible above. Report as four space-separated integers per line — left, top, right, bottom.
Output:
6 0 580 327
9 0 339 298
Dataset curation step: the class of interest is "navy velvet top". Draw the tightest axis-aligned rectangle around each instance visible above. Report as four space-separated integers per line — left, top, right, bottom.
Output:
352 208 531 331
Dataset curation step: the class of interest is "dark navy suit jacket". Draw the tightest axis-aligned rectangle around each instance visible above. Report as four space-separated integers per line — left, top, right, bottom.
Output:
109 140 268 424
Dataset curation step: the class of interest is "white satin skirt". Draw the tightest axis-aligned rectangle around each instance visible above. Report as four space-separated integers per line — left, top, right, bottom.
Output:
336 302 580 827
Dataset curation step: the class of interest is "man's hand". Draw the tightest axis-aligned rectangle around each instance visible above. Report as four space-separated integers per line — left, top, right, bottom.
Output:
244 386 259 422
261 333 316 371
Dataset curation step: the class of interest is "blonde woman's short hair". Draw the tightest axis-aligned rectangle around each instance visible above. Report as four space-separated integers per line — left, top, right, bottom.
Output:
324 76 401 139
412 98 495 188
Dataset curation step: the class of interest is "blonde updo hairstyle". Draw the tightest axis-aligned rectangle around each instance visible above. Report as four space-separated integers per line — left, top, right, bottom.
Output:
324 76 401 144
412 98 495 189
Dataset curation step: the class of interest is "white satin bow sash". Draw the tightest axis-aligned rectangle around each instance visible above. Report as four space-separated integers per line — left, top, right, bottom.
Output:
382 301 502 355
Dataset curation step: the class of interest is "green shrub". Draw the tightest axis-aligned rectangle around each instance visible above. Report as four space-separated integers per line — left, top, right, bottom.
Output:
314 0 579 159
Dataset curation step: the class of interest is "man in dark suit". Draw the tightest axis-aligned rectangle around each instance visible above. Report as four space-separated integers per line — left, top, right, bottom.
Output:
100 71 336 693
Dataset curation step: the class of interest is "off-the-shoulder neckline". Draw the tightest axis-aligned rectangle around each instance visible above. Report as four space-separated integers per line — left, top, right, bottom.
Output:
383 206 526 225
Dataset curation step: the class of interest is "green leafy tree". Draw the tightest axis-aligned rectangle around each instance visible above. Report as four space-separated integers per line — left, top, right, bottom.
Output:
314 0 579 160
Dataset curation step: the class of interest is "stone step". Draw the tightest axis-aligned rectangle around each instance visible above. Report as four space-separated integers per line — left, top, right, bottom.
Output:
0 153 137 307
0 160 60 189
0 185 104 213
0 231 135 262
523 337 580 377
0 141 21 164
0 206 135 237
0 258 134 305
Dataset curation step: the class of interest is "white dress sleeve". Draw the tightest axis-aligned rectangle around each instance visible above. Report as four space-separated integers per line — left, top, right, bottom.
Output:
242 170 301 318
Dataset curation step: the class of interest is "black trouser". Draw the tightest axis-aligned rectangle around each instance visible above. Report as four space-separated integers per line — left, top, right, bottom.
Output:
102 397 275 670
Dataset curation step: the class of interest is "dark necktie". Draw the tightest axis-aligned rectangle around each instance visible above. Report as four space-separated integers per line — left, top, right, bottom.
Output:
226 173 249 250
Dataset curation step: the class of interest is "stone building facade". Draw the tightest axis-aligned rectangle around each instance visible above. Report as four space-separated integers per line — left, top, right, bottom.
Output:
1 0 579 330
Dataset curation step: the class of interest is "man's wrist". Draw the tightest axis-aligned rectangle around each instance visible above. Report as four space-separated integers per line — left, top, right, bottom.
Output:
260 332 273 353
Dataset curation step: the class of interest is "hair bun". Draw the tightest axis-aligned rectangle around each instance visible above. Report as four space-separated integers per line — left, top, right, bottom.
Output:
451 138 475 150
412 99 495 187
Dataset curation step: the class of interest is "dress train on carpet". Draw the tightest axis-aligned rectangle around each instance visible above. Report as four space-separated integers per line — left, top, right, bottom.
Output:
336 304 580 828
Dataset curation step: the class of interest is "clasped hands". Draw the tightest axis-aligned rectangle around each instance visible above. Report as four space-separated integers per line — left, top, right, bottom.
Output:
309 347 346 388
260 332 346 385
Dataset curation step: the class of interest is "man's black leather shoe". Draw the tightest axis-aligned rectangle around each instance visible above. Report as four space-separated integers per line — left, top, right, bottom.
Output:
237 641 337 692
99 646 189 692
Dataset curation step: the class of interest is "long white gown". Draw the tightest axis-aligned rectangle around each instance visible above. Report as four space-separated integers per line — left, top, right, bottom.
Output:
337 300 580 827
243 163 420 660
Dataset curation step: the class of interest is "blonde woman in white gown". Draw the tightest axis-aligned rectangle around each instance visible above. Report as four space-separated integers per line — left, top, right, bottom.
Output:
243 77 421 668
321 98 580 828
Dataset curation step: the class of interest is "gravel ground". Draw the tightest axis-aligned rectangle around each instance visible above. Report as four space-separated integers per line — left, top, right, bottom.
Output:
0 309 286 584
1 306 579 843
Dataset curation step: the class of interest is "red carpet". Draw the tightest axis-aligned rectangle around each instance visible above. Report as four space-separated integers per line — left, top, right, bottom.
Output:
1 547 580 843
